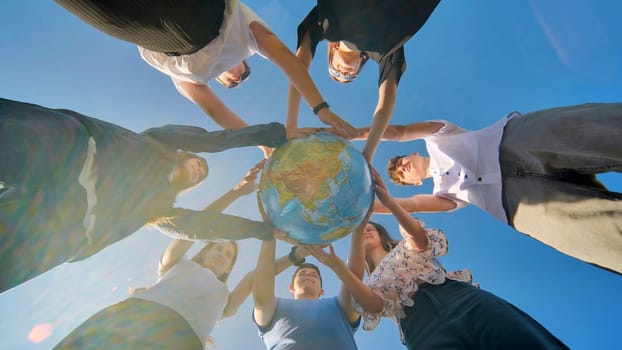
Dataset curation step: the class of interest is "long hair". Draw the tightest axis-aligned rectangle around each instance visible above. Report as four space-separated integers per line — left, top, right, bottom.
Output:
146 151 207 226
192 241 239 283
365 221 400 275
129 241 239 297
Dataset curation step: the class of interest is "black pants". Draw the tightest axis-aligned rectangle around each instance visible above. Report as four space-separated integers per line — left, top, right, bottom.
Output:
400 280 569 350
55 0 225 55
55 298 203 349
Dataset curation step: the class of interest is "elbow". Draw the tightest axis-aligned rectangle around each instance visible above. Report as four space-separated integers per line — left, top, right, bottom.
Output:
365 300 385 315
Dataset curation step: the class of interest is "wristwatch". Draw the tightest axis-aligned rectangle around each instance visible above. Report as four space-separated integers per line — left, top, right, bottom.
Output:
288 246 306 266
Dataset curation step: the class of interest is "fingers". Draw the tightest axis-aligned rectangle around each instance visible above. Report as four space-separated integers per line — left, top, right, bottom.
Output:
328 244 336 257
261 146 274 159
317 112 358 139
305 245 329 262
274 232 303 245
249 159 266 175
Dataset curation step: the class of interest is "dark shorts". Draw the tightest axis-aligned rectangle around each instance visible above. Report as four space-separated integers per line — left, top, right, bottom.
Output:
56 0 225 55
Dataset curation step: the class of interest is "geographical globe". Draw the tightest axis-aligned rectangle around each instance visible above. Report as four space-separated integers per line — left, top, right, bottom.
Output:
259 132 373 244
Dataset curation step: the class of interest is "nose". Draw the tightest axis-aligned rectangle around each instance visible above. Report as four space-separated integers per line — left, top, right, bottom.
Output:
337 64 354 74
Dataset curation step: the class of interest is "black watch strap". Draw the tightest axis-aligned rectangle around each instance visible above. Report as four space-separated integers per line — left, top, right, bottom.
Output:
288 246 306 266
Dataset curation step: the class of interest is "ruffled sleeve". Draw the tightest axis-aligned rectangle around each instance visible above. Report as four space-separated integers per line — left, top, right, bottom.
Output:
399 221 448 258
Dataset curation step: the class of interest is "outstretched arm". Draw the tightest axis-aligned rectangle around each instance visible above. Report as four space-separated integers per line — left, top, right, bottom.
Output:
175 81 272 158
373 193 457 214
204 160 264 212
223 245 309 318
252 238 277 327
176 81 249 131
251 22 357 138
371 168 428 250
306 242 385 315
337 222 367 323
354 121 445 142
285 30 314 129
360 68 398 161
160 163 265 274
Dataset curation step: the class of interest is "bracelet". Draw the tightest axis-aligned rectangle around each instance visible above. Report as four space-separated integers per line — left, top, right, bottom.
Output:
312 101 330 115
288 246 306 267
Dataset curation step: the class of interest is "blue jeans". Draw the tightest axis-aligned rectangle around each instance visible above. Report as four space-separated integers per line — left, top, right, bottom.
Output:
500 103 622 274
401 280 568 350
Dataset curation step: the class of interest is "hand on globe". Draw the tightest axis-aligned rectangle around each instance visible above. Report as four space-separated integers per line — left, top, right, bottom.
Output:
285 127 322 140
232 160 265 195
261 146 274 159
370 167 396 208
305 244 345 272
259 132 374 244
315 109 358 139
273 230 302 245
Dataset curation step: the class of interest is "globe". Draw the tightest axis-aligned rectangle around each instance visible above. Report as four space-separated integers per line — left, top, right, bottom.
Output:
259 132 373 244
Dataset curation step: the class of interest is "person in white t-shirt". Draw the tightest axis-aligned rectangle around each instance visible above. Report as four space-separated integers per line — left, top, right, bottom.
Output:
55 0 358 157
54 163 310 349
357 103 622 274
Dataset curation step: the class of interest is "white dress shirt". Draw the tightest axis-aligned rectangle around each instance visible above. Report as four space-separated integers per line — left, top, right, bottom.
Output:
424 112 519 222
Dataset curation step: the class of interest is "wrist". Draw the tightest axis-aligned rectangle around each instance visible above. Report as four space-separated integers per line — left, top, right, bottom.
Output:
312 101 330 115
288 246 306 266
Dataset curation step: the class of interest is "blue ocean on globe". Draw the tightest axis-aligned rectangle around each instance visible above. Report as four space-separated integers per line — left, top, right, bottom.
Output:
259 132 373 244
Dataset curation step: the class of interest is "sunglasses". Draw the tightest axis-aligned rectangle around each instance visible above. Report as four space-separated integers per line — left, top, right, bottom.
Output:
328 65 359 81
327 50 367 82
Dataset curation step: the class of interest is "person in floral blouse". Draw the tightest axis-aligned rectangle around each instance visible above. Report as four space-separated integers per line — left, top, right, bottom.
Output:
308 168 569 349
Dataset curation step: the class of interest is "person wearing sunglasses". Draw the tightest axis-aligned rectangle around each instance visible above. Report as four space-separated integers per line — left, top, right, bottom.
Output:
55 0 358 158
287 0 441 161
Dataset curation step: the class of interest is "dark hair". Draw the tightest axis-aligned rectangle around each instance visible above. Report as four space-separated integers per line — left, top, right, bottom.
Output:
291 263 323 287
386 155 411 185
365 221 399 274
327 42 370 83
146 152 207 226
192 241 239 283
171 151 208 191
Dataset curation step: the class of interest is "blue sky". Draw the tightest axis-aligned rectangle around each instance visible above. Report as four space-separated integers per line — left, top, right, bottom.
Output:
1 1 621 349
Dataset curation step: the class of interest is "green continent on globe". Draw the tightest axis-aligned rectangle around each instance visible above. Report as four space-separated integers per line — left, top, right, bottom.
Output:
267 139 347 212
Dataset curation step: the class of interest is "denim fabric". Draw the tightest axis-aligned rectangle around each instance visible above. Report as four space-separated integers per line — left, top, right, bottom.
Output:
500 103 622 274
400 280 569 350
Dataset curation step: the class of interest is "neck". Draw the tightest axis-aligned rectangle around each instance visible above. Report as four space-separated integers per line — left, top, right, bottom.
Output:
294 292 319 301
423 156 432 179
367 246 389 269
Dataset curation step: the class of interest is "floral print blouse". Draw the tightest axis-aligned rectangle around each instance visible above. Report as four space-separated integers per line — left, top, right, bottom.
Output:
353 220 474 332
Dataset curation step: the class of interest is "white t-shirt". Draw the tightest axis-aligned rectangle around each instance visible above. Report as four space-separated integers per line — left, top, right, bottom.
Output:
424 112 519 223
139 0 269 96
131 257 229 346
